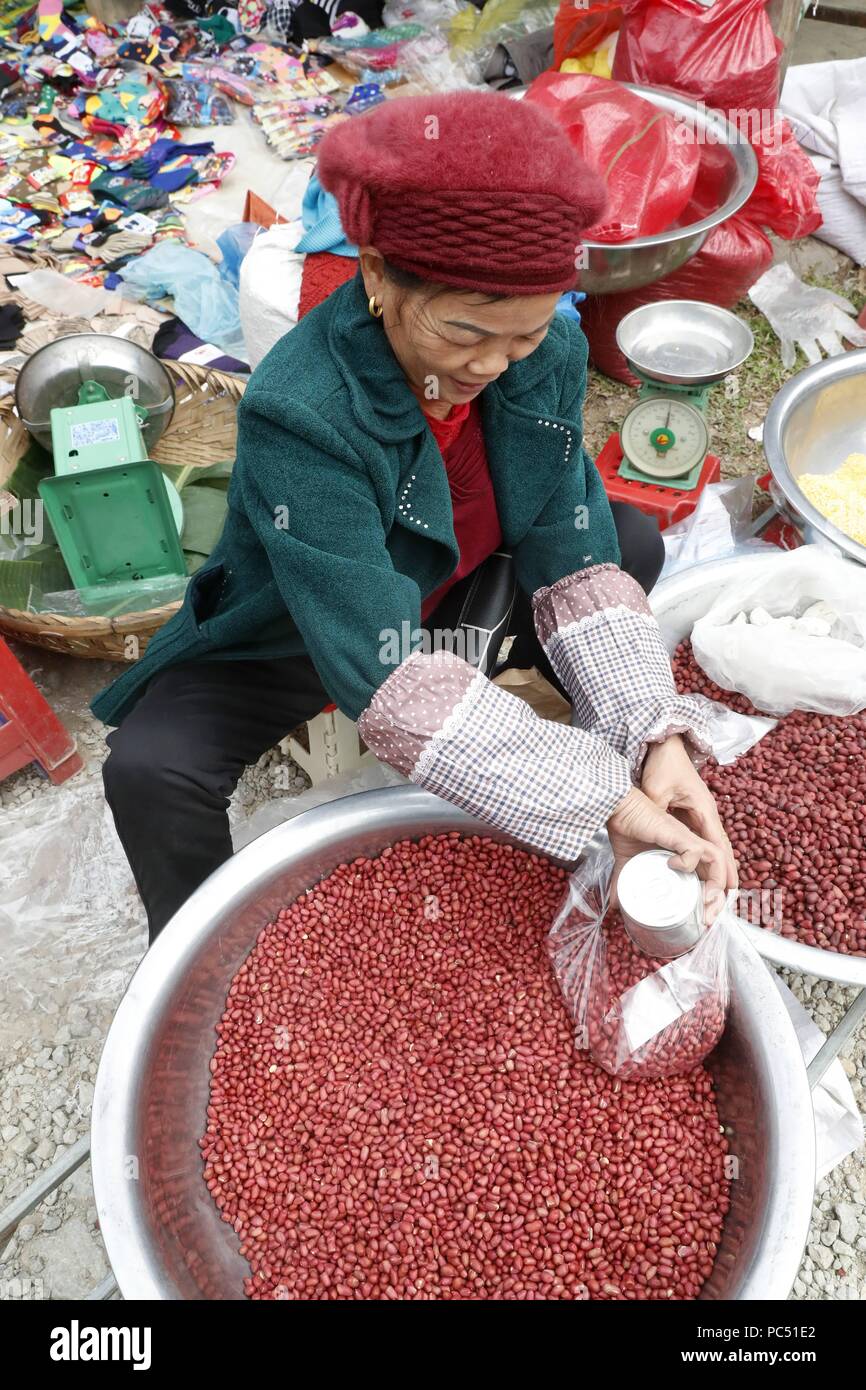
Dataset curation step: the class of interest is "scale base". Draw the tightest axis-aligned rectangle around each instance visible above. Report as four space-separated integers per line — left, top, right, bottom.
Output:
596 433 721 531
618 452 705 491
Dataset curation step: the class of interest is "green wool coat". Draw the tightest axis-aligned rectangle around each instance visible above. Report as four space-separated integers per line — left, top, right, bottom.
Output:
90 271 620 728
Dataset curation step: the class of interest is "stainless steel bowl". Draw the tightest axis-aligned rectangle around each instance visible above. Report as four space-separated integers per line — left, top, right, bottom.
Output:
15 333 176 455
616 301 754 385
512 83 758 294
763 350 866 568
652 549 866 988
92 787 814 1300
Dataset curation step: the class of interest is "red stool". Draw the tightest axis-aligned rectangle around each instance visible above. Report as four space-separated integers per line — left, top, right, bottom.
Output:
595 433 722 531
0 638 83 785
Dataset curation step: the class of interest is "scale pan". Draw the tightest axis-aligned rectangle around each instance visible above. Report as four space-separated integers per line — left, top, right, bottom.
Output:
615 301 754 385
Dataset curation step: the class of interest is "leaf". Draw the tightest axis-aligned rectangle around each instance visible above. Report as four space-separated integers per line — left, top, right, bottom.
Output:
0 547 70 610
180 485 228 557
2 438 54 502
160 458 234 492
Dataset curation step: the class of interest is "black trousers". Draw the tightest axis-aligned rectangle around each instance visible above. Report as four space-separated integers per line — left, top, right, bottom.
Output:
103 503 664 942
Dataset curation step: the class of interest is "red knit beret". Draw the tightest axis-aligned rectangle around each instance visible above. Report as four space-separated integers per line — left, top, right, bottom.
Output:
316 90 607 296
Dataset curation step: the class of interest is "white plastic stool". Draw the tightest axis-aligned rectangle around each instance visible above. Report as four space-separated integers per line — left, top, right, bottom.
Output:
279 703 370 784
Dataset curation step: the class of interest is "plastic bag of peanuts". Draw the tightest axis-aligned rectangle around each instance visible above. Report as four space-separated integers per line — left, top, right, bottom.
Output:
548 836 733 1080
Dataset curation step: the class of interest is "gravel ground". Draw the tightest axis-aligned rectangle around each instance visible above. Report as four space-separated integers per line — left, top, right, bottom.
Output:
2 234 865 1302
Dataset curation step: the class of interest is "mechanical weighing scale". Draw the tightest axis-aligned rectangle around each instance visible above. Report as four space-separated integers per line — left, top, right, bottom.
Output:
594 301 755 528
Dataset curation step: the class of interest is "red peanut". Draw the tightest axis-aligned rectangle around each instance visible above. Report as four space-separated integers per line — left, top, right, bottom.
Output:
672 639 866 955
203 834 729 1300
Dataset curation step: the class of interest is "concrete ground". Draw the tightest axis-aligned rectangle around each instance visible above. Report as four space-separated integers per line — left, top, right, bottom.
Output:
792 6 866 65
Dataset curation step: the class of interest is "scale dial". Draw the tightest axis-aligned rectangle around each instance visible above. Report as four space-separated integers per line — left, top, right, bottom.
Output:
621 397 710 479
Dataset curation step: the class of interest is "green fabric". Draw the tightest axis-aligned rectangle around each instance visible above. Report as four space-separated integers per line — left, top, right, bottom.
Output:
90 271 619 728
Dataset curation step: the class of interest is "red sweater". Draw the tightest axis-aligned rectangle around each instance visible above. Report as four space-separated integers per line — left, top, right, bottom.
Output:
420 398 502 620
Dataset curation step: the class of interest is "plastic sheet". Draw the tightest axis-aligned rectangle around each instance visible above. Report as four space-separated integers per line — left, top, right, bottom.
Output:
37 573 189 618
612 0 782 118
119 241 246 361
547 834 733 1079
773 976 864 1183
0 770 146 1031
691 545 866 717
526 72 700 242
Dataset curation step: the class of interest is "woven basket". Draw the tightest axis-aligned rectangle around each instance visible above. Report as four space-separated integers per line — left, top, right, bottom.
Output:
0 359 246 661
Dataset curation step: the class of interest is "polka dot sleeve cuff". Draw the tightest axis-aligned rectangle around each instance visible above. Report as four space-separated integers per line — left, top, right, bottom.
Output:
358 649 634 863
533 565 715 779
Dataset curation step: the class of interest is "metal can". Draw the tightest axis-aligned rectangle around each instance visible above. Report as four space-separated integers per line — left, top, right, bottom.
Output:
617 849 704 960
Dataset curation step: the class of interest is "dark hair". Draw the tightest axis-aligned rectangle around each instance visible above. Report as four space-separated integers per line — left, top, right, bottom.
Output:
382 258 509 306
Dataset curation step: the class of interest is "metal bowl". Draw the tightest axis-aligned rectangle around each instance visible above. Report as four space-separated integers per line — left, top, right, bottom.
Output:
15 333 176 455
616 301 754 385
512 83 758 294
763 350 866 568
92 786 814 1300
652 549 866 988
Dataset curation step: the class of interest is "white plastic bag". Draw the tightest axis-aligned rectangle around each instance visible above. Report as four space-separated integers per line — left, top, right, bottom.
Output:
691 545 866 716
659 475 775 582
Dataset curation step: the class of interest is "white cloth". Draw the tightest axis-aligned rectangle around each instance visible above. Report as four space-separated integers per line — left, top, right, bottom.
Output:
238 219 306 369
781 58 866 266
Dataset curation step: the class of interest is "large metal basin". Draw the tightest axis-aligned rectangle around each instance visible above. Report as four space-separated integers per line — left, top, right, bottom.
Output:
92 787 813 1300
652 549 866 987
763 350 866 568
513 83 758 294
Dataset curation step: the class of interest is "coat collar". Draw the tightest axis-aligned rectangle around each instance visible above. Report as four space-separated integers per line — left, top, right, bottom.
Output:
328 270 567 444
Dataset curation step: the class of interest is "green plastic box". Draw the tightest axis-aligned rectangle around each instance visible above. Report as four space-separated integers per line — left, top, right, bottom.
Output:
38 460 187 589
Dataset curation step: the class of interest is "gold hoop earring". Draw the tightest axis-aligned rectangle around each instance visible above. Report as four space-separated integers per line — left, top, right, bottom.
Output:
368 295 383 319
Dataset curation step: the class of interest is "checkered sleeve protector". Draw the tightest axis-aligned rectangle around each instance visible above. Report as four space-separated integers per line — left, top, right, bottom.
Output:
357 649 633 862
533 564 715 780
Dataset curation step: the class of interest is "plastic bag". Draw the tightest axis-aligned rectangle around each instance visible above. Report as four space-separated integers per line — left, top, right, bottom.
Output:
580 213 772 381
216 221 258 288
448 0 559 74
548 835 732 1079
119 241 246 361
612 0 782 118
743 117 823 239
553 0 623 67
526 73 700 242
659 475 776 583
691 545 866 717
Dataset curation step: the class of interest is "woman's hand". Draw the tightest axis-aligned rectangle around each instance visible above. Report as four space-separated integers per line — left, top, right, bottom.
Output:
641 734 738 887
607 760 736 925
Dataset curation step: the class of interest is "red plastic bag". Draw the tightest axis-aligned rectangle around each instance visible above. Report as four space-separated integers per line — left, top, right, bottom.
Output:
553 0 623 67
526 72 700 243
612 0 782 118
743 117 823 239
580 214 773 382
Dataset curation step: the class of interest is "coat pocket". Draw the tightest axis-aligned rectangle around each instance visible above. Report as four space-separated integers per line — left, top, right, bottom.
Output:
188 561 226 633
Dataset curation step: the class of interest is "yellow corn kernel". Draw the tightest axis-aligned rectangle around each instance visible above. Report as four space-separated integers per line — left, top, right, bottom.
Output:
799 453 866 548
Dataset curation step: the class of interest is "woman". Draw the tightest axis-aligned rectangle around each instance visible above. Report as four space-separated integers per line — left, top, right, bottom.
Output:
93 90 736 942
